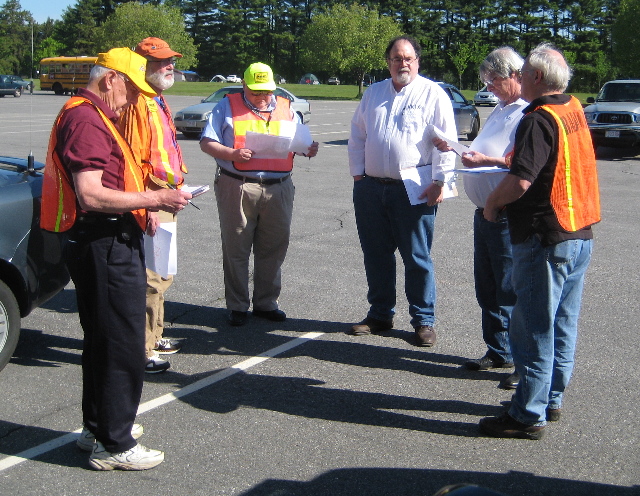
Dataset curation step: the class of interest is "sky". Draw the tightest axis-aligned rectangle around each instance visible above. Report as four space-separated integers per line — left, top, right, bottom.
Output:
20 0 75 24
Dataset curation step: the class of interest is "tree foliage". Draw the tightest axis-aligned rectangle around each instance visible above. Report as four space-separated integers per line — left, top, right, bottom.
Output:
93 2 197 69
299 3 401 95
612 0 640 78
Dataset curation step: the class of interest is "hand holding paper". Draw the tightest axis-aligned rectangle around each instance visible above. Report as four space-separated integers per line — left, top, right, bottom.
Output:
431 125 470 157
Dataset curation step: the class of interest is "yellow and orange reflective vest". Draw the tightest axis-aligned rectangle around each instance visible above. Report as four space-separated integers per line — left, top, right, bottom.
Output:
534 96 600 232
228 92 294 172
119 94 187 187
41 96 147 233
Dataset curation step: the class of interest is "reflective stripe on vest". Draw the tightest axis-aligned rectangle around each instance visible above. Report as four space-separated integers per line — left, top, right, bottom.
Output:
145 95 187 186
228 93 294 172
535 96 600 232
41 96 147 232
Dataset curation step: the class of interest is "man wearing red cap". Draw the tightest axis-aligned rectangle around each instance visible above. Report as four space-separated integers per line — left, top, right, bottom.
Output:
120 37 189 374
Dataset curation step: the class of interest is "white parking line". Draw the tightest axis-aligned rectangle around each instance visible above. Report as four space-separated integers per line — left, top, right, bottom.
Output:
0 331 324 473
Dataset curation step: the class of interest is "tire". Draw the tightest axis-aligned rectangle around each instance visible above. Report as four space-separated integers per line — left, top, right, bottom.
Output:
467 116 480 141
53 83 64 95
13 88 21 97
182 131 201 139
0 280 21 374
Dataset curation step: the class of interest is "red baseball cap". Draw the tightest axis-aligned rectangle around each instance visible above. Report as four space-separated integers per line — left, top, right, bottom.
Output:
135 37 182 59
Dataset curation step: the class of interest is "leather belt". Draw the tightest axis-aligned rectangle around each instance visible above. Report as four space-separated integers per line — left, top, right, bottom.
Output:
219 167 290 185
368 175 403 184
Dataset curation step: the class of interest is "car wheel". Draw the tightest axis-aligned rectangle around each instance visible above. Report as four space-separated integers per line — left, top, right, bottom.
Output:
53 83 64 95
467 116 480 141
13 88 21 97
182 131 201 139
0 280 21 373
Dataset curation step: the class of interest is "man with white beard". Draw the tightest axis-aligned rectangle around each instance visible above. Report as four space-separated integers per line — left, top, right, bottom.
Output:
348 36 456 346
119 37 189 373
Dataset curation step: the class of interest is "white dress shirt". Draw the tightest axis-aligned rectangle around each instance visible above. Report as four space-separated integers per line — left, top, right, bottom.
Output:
348 76 457 181
463 98 528 208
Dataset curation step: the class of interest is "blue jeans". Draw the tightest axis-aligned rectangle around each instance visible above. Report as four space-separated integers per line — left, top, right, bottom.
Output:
353 176 437 327
508 236 593 426
474 209 515 363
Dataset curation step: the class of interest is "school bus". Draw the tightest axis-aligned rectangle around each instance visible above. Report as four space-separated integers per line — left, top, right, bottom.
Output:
39 56 97 95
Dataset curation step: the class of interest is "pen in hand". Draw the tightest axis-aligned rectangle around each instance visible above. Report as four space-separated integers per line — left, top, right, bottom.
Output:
167 183 200 210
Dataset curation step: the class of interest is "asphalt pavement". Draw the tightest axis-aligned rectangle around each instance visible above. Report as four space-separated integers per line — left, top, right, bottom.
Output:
0 93 638 496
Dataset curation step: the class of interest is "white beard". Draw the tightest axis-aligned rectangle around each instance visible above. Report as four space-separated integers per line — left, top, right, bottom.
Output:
147 71 174 91
395 70 411 87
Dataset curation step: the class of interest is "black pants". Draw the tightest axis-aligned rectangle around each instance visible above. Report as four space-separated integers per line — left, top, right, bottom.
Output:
64 215 146 453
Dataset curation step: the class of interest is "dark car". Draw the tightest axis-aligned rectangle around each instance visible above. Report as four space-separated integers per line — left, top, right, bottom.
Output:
437 82 481 141
174 85 311 139
0 156 70 373
0 75 30 97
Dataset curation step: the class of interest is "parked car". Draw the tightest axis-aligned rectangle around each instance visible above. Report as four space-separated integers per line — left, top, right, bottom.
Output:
583 79 640 150
210 75 227 82
174 85 312 139
226 75 241 83
328 76 340 85
0 75 29 97
298 73 320 84
0 155 70 373
473 85 500 106
437 81 481 141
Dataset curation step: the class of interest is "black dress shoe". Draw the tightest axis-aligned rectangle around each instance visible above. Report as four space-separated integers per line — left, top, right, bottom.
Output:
464 355 514 371
479 413 545 440
252 308 286 322
500 371 520 389
228 311 248 326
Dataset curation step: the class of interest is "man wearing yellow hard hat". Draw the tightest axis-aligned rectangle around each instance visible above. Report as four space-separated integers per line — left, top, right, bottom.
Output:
200 62 319 327
41 47 191 470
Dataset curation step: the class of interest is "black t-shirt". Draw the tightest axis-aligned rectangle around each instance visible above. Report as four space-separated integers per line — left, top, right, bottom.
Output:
506 94 593 246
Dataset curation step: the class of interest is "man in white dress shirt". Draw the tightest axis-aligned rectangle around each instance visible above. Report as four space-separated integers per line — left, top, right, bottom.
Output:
348 35 456 346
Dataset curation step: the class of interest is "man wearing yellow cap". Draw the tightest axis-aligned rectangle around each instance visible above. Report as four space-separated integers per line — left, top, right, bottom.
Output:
41 47 191 470
200 62 318 326
119 37 188 374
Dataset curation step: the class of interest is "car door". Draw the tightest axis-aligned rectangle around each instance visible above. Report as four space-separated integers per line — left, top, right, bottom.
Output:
449 87 473 135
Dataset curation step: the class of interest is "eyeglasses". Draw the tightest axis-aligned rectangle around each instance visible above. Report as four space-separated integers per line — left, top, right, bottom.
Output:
388 57 417 65
148 57 176 66
117 73 131 85
483 75 503 87
250 91 274 97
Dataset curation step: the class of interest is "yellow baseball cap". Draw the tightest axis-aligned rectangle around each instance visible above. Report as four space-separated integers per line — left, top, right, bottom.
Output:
96 47 156 97
243 62 276 91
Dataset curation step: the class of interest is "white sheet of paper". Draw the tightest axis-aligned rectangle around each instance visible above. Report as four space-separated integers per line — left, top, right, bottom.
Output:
400 165 458 205
181 184 210 197
144 222 177 279
244 123 313 159
455 166 510 174
432 125 470 157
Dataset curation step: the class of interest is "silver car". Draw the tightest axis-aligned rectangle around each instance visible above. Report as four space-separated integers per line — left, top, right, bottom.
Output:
0 156 70 373
473 85 500 106
174 86 312 139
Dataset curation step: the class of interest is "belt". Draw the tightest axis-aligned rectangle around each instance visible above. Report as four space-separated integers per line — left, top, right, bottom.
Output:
76 214 124 224
219 167 290 185
368 175 403 184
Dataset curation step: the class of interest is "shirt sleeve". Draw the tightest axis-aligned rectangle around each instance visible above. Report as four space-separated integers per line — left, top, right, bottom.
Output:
347 92 368 176
201 98 231 145
509 113 555 184
429 88 457 180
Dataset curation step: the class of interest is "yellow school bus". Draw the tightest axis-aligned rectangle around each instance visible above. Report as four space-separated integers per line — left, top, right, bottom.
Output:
39 56 97 95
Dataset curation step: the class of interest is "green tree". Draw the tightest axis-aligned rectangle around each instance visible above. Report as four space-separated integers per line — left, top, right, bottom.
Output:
93 2 197 69
0 0 34 75
299 3 401 96
449 40 490 89
612 0 640 77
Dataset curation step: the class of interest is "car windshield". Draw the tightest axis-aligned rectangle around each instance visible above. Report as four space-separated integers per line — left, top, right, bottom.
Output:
597 83 640 102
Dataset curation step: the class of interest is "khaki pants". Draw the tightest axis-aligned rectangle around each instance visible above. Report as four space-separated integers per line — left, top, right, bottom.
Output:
145 209 176 358
215 172 294 312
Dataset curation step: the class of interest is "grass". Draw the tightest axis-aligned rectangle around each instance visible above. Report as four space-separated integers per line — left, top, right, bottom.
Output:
30 78 597 105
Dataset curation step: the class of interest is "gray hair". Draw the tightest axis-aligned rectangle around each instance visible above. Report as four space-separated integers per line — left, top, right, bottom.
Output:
89 64 111 82
527 42 572 92
479 46 524 82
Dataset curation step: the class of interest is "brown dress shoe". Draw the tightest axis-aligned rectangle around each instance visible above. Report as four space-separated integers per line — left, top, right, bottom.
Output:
414 325 436 347
479 413 545 440
350 317 393 336
546 408 562 422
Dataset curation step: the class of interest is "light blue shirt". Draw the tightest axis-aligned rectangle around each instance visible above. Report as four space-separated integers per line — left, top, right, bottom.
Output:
201 94 298 179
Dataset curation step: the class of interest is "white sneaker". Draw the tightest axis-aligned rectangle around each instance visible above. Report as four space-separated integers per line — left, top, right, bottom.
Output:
89 441 164 471
77 423 144 451
145 353 170 373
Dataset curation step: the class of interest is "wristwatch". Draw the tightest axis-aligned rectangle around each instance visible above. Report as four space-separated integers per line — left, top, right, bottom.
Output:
432 180 445 187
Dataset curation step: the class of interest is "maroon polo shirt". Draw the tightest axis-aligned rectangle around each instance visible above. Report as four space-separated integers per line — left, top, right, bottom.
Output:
56 88 125 192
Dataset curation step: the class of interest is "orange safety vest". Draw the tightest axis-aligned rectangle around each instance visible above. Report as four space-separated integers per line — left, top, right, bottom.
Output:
534 96 601 232
41 96 147 232
228 93 294 172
